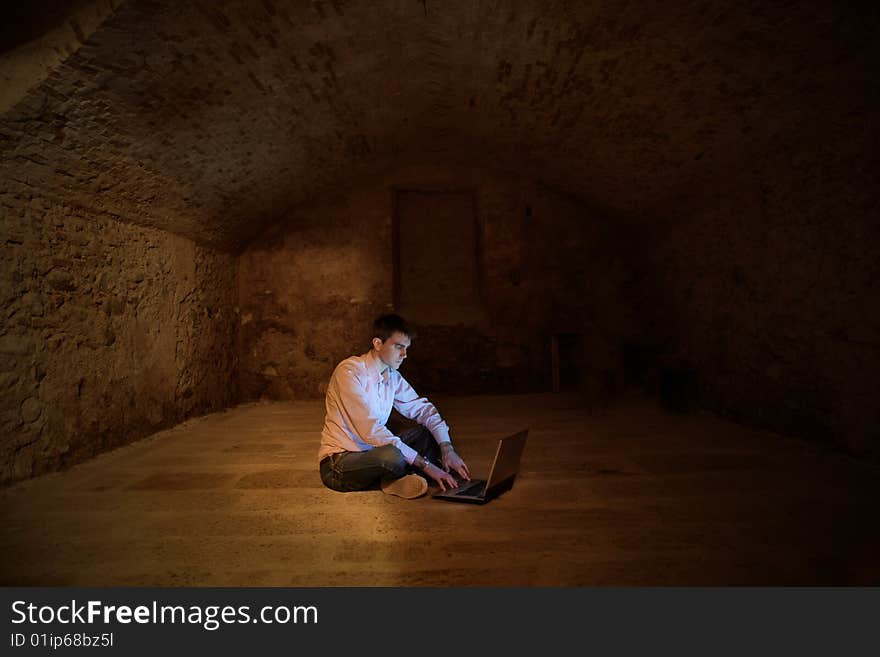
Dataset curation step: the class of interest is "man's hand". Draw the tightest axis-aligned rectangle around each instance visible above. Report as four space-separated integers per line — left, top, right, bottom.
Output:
423 462 457 491
441 448 470 481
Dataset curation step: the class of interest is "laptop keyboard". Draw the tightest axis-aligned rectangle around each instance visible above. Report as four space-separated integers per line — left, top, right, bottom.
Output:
453 481 486 497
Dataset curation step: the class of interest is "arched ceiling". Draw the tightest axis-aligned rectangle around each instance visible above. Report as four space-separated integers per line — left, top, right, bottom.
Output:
1 0 877 251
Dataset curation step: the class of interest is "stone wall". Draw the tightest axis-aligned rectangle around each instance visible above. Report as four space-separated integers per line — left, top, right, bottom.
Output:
238 163 639 400
0 194 239 485
644 152 879 458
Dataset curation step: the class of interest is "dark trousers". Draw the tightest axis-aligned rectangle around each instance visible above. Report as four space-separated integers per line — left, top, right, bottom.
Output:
319 425 441 492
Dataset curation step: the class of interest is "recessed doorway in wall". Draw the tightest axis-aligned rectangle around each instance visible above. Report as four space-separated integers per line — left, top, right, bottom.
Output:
393 189 484 325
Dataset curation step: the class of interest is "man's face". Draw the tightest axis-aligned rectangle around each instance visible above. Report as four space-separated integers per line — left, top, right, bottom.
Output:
373 331 411 370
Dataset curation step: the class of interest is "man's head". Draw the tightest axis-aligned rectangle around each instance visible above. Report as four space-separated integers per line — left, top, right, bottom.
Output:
370 313 413 371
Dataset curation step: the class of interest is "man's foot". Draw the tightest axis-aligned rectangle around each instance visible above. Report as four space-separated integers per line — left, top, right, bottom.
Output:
380 474 428 499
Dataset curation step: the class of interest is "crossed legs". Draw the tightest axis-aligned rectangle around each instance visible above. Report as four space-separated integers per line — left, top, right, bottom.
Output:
319 425 442 492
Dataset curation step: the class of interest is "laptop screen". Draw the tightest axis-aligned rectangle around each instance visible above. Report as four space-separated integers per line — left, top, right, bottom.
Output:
485 430 529 490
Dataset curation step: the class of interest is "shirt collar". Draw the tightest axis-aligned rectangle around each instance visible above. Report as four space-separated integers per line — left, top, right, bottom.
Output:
362 351 391 385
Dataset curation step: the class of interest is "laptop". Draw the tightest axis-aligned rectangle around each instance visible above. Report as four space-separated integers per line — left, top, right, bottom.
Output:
432 429 529 505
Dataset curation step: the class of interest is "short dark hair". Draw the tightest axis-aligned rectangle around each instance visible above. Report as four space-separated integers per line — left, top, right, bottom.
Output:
372 313 413 342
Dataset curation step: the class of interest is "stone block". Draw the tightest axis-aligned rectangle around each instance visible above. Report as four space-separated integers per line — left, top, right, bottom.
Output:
0 334 32 355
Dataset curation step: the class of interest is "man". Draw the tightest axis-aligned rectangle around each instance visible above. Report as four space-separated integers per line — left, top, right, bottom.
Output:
318 314 470 499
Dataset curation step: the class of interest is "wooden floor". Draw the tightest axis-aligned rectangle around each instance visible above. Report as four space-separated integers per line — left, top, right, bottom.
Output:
1 392 878 586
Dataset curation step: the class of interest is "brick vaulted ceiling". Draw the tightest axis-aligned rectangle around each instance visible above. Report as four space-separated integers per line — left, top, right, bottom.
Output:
1 0 877 251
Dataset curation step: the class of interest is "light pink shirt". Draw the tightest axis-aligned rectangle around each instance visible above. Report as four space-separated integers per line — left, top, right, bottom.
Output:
318 352 452 464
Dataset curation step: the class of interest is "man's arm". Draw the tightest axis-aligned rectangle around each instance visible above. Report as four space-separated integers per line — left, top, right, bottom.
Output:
393 375 469 479
392 375 451 445
334 366 418 463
